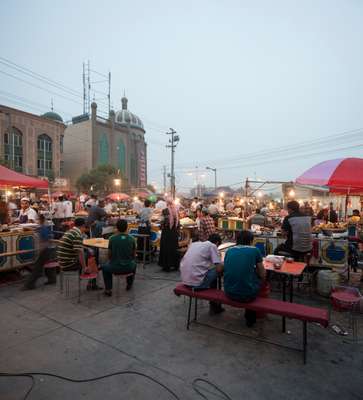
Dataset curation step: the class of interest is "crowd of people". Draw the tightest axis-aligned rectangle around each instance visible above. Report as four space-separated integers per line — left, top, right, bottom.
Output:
0 190 361 302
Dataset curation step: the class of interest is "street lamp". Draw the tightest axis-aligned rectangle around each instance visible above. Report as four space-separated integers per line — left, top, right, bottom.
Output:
206 166 217 189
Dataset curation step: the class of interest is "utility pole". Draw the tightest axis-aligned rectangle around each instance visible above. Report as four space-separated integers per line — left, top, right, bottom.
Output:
162 165 167 194
166 129 179 199
206 166 217 190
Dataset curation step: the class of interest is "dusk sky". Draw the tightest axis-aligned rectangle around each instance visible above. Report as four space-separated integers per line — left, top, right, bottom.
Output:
1 0 363 194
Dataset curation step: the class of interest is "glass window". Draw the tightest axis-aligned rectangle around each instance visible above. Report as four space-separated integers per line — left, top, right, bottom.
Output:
60 135 64 153
37 134 53 177
4 128 23 172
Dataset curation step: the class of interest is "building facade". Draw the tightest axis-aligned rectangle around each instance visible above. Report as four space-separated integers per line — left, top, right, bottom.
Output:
63 97 147 190
0 105 66 179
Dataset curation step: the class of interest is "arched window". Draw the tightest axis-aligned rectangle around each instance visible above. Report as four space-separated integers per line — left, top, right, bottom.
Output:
98 134 109 165
37 134 53 177
4 127 23 172
117 138 126 175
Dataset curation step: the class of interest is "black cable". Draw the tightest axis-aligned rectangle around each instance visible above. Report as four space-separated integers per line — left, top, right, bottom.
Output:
192 378 233 400
0 371 181 400
0 372 234 400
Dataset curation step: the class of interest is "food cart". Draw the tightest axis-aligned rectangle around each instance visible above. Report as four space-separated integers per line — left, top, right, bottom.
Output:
0 165 49 272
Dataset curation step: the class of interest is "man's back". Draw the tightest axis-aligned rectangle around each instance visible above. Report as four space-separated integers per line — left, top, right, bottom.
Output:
250 213 265 226
224 246 262 300
56 227 83 268
109 233 135 267
87 206 107 224
180 241 220 286
282 212 312 253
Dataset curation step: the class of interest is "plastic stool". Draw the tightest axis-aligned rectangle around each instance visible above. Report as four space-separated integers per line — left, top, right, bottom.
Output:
331 286 361 341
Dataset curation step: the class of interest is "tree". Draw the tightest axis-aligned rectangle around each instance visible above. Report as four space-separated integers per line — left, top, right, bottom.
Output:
76 165 126 195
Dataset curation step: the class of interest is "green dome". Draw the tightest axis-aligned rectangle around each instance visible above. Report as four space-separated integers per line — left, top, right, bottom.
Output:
41 111 63 123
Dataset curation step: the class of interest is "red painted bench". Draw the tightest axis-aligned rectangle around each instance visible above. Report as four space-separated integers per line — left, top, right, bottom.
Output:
174 283 329 364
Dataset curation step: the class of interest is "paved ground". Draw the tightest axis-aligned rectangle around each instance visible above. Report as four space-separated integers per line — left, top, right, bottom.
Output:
0 264 362 400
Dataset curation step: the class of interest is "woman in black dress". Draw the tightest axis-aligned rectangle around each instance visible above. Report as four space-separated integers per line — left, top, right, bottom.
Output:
158 200 179 271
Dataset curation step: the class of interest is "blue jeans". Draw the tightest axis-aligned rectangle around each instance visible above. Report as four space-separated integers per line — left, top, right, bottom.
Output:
192 268 218 290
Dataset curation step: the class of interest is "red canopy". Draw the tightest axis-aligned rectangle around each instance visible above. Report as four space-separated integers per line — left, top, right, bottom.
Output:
0 165 49 189
296 158 363 194
106 192 130 201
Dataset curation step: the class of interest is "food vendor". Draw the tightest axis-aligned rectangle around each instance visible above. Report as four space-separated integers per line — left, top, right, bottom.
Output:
317 202 338 223
17 197 39 223
349 209 362 224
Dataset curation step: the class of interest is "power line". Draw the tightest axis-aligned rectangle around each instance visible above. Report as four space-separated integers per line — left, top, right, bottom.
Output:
175 127 363 169
0 69 83 106
0 56 82 97
0 90 74 117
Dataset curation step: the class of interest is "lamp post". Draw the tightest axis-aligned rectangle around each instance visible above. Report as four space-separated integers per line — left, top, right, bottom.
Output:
206 166 217 190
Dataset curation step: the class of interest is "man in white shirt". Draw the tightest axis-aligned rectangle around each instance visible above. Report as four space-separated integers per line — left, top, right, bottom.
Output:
104 199 114 214
132 198 143 214
63 196 73 219
226 200 235 213
180 233 224 314
85 194 97 208
17 198 38 223
155 198 167 210
208 200 219 217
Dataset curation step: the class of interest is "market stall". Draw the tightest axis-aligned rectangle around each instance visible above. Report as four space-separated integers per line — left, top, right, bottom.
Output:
0 165 49 272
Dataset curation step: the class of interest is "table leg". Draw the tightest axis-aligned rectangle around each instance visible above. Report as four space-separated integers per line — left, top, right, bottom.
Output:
289 275 294 303
282 275 286 333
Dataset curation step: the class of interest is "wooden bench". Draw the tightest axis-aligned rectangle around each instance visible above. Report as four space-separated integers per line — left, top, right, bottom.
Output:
174 283 329 364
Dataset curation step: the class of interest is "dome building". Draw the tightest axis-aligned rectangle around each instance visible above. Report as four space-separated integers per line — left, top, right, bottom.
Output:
63 96 147 190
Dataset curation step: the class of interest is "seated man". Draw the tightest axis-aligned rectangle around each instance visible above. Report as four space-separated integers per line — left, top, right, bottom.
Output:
180 233 224 314
275 200 312 260
57 217 88 271
102 219 136 296
224 230 266 327
56 217 99 288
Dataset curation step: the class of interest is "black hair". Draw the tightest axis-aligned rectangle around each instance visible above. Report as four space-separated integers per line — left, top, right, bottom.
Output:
256 208 261 214
236 230 254 245
352 209 360 216
287 200 300 213
144 199 151 207
116 219 128 232
208 233 222 246
74 218 86 227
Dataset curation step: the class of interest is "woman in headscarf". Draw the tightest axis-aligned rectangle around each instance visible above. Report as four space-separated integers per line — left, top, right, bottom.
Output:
158 199 180 271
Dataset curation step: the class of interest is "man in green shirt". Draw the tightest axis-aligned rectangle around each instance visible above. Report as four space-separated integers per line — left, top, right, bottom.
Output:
102 219 136 296
224 230 266 327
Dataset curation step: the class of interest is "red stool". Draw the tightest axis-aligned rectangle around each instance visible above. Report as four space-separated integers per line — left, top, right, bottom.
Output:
331 286 361 341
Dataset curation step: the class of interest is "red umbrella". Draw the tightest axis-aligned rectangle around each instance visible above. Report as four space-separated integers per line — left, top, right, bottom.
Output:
296 158 363 194
106 192 130 201
134 191 151 199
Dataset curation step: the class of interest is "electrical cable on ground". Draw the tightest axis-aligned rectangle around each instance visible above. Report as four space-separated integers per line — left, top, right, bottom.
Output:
0 372 233 400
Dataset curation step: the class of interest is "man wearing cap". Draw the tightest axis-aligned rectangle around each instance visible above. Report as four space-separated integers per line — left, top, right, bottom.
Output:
198 208 216 241
17 198 38 223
